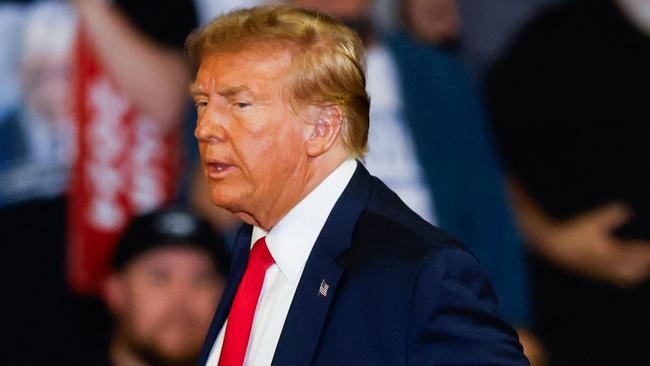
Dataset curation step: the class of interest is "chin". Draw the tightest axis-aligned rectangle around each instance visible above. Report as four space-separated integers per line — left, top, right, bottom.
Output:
208 183 260 223
209 193 239 210
208 185 246 211
159 339 200 360
232 211 259 227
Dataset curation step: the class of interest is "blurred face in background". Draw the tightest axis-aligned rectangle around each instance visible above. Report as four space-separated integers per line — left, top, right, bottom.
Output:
20 2 76 125
292 0 371 18
21 56 71 124
403 0 461 44
291 0 373 43
106 246 224 365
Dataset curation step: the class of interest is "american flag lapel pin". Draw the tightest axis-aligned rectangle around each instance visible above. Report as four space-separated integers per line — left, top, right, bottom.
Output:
318 279 330 298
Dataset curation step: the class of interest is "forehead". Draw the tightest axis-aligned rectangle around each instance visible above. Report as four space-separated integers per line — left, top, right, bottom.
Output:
194 46 295 92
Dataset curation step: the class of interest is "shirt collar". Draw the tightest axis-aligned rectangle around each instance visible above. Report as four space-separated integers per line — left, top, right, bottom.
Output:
251 159 357 282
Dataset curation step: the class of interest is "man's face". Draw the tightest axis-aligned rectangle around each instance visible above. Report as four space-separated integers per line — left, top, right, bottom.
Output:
192 47 310 224
405 0 461 44
21 56 71 124
110 246 223 365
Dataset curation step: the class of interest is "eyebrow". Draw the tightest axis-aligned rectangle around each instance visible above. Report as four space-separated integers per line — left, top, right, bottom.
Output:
189 83 205 97
218 85 254 98
189 83 254 98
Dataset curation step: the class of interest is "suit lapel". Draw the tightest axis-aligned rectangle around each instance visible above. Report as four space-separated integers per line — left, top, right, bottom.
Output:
197 224 253 365
271 162 373 366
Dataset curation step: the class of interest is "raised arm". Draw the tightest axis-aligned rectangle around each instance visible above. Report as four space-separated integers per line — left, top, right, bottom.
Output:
72 0 191 131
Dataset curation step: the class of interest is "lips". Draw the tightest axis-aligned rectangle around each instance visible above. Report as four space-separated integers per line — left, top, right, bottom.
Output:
206 161 235 178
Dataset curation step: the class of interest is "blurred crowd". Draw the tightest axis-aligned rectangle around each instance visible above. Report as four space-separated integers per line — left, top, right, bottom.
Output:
0 0 648 365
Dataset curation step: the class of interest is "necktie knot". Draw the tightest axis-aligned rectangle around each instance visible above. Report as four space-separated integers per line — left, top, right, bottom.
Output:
249 236 274 269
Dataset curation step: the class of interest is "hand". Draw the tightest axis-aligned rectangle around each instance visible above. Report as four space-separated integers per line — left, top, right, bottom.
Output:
535 203 650 288
516 328 545 366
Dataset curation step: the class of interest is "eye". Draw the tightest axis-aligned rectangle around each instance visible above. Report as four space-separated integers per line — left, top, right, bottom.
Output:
193 270 218 288
195 100 208 110
148 268 171 286
233 101 251 109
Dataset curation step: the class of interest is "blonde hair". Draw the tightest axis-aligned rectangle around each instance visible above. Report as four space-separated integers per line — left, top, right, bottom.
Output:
186 6 370 157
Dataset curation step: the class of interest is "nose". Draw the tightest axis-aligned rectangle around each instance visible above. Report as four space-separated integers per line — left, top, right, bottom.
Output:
194 108 227 143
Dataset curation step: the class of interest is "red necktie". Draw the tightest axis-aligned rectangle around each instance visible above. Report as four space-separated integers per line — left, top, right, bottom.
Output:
218 237 274 366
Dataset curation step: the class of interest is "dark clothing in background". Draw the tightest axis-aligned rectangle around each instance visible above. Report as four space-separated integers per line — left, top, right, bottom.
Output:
0 197 70 364
0 1 197 364
456 0 563 77
66 296 113 366
114 0 198 49
487 0 650 233
486 0 650 365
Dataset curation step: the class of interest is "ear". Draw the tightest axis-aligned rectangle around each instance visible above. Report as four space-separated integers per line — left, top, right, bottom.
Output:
103 272 127 316
304 106 343 158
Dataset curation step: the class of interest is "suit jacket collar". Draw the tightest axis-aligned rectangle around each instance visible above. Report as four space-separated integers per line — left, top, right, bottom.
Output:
197 162 374 366
271 162 372 365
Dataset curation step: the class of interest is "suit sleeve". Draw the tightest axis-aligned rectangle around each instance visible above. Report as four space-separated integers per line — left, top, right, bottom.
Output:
407 247 529 365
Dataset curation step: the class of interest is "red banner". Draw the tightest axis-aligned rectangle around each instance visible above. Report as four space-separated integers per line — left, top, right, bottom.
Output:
67 27 179 294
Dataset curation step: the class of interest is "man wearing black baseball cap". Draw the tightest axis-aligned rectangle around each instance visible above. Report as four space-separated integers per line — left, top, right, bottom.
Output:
91 208 230 366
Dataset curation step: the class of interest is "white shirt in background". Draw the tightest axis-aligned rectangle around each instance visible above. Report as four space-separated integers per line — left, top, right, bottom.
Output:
363 44 437 225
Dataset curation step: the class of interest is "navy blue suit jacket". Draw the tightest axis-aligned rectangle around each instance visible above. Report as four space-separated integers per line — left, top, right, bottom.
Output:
198 163 528 365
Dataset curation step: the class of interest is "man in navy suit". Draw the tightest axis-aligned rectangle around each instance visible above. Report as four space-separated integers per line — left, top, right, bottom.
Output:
187 5 528 365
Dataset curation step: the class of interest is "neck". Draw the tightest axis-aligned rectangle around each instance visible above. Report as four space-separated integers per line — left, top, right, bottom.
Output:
240 151 349 231
110 335 149 366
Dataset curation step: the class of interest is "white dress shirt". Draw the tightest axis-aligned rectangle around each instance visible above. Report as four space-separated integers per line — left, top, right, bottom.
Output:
206 159 357 366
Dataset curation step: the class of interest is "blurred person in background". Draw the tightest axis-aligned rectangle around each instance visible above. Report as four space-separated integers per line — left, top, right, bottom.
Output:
486 0 650 364
0 2 25 116
290 0 539 361
0 1 75 210
0 3 78 363
400 0 461 48
0 0 198 363
71 0 196 131
401 0 546 362
194 0 268 25
454 0 564 78
66 0 198 294
368 0 565 80
69 208 230 366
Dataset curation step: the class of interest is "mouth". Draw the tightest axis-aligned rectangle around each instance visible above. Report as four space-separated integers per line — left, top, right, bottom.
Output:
205 161 235 178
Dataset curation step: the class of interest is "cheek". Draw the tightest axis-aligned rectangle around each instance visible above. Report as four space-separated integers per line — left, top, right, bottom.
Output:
230 111 306 190
197 141 207 160
128 286 171 332
242 134 299 191
234 132 279 174
188 288 221 324
251 120 304 162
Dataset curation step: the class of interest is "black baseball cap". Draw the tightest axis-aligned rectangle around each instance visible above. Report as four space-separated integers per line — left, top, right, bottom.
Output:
111 208 230 276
